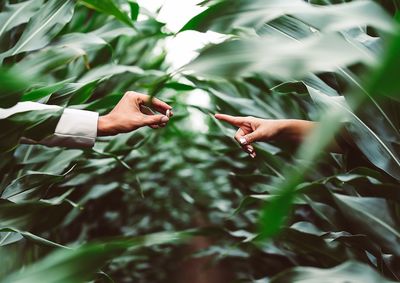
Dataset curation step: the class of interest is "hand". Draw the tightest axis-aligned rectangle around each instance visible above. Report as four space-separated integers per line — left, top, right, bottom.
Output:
215 114 316 158
97 91 173 136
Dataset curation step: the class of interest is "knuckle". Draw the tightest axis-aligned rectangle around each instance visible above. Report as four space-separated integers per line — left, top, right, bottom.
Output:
124 91 137 100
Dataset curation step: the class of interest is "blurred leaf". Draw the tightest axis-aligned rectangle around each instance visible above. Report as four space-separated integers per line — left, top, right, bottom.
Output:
181 0 394 33
185 33 374 80
0 0 43 38
0 199 70 232
259 107 345 239
0 0 75 61
368 28 400 100
22 80 73 102
0 231 23 246
333 194 400 256
78 64 145 83
2 230 197 283
79 0 133 27
308 86 400 181
128 1 140 21
0 109 62 152
0 67 32 108
270 261 395 283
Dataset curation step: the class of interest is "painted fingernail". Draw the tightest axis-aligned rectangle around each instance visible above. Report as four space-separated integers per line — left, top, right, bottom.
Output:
239 137 247 145
161 116 169 123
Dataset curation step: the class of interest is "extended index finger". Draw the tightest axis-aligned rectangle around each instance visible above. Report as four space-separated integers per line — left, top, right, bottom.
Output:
215 113 244 127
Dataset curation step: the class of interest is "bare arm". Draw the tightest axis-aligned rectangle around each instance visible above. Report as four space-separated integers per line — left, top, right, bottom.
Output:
215 114 343 157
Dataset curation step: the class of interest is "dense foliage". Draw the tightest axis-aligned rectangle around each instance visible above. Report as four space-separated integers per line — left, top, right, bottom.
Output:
1 0 400 282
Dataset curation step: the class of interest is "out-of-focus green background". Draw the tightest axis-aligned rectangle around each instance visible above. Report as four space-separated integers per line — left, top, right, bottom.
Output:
1 0 400 282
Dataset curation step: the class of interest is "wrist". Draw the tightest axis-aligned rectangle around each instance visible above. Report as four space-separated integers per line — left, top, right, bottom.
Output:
275 119 294 137
277 119 316 143
97 115 113 136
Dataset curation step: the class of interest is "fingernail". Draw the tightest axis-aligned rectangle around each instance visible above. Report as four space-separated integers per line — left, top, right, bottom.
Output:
239 137 247 145
160 123 166 127
250 152 256 158
161 116 169 123
166 109 172 118
246 145 253 152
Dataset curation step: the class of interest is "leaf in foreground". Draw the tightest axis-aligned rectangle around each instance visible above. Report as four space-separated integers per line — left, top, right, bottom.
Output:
2 230 196 283
270 261 395 283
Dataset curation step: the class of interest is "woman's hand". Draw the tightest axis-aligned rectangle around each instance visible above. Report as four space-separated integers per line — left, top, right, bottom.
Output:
215 114 317 158
97 91 173 136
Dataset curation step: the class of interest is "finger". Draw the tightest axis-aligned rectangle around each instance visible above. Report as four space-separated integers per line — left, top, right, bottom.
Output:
141 114 169 126
234 128 246 144
241 144 255 155
215 113 245 127
242 131 259 144
235 129 255 155
138 93 172 114
245 144 254 153
140 105 155 115
234 128 256 146
140 105 160 129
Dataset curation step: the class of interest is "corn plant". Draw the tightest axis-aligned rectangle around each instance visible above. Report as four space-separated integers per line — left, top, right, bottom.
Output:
1 0 400 282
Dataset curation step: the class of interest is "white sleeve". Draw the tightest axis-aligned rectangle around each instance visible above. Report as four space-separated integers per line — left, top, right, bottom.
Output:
0 102 99 148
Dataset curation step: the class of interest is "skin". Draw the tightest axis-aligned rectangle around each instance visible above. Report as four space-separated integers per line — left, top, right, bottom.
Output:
215 114 343 157
97 91 173 136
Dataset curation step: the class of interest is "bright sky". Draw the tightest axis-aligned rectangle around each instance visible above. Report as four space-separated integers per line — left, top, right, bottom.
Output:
137 0 225 69
137 0 220 131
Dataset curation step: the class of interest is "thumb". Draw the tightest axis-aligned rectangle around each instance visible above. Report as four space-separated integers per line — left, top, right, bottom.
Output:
240 131 260 145
141 114 169 126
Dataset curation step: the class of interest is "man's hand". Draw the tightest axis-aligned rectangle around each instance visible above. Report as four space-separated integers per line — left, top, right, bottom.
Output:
97 91 173 136
215 114 316 158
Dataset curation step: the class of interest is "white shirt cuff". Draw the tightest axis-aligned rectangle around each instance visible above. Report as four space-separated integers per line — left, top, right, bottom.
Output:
41 108 99 148
1 102 99 148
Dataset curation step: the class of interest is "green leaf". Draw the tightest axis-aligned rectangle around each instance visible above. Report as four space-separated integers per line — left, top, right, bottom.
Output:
13 32 108 77
22 80 73 102
0 108 62 152
368 28 400 100
0 67 33 108
79 0 133 27
0 0 43 38
128 1 140 21
181 0 394 33
185 33 374 80
0 0 75 61
78 64 145 83
1 168 73 202
270 261 395 283
2 230 197 283
0 231 23 246
333 194 400 256
259 107 346 239
0 199 71 232
0 228 68 249
308 86 400 181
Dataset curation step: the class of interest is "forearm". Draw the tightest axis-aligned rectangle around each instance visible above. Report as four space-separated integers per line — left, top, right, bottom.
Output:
278 119 344 153
1 102 98 148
